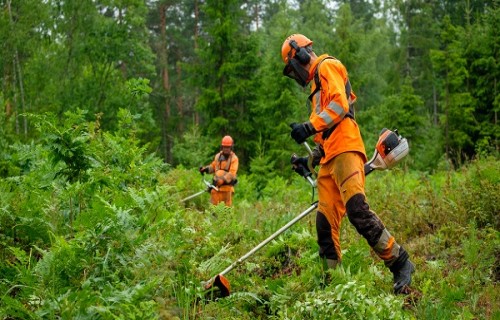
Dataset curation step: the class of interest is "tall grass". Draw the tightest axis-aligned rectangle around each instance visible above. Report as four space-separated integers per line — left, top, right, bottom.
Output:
1 112 498 319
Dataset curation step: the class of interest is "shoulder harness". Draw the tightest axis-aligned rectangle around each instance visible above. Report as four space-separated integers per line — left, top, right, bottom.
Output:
215 152 233 172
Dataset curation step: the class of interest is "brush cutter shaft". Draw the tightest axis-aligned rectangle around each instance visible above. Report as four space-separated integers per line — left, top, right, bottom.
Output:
301 142 318 184
306 176 316 187
181 190 207 202
302 141 314 157
217 202 318 277
181 177 219 203
364 163 375 176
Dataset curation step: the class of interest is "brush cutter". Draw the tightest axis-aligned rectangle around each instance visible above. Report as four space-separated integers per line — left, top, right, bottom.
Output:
181 175 219 203
203 128 409 297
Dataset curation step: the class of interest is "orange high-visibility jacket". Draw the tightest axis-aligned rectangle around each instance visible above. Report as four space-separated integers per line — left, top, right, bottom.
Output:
308 54 367 164
208 151 238 192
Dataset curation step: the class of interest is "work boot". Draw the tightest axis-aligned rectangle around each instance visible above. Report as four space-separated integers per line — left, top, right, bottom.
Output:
392 259 415 294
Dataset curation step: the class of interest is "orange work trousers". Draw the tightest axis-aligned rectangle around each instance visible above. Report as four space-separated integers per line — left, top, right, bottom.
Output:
316 151 402 265
210 189 233 207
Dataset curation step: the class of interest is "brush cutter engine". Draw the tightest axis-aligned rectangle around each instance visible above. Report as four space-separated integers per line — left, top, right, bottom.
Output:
369 128 409 170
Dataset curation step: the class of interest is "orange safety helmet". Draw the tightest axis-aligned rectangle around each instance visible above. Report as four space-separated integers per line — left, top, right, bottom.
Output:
221 135 234 147
281 34 313 64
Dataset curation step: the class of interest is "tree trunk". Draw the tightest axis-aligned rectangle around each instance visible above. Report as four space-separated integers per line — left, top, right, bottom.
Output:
159 3 172 163
11 58 19 134
7 0 26 136
432 82 438 126
495 77 498 152
118 7 127 77
194 0 200 126
254 2 259 31
445 74 449 158
176 62 184 132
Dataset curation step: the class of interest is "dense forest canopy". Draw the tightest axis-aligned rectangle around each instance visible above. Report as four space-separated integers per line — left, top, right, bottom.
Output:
1 0 499 175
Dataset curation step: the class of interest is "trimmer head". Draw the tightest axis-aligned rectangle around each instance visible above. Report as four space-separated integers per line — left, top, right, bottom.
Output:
204 274 231 297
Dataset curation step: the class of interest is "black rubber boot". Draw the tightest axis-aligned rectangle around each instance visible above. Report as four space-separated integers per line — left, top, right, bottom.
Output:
392 259 415 294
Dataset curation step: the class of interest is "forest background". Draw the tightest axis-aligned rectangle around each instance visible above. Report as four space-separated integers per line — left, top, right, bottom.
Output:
1 0 499 173
0 0 499 319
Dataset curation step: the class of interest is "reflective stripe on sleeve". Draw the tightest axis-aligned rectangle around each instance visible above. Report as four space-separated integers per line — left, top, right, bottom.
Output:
314 90 347 128
326 101 346 121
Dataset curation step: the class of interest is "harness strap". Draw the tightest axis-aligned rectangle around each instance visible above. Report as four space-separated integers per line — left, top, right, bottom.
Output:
215 153 232 172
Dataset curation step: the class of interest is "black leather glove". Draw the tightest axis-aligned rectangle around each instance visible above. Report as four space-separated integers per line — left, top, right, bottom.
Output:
290 122 316 144
199 166 209 175
290 155 311 178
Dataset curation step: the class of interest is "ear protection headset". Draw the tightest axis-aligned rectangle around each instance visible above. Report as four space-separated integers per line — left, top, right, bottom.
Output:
288 40 311 65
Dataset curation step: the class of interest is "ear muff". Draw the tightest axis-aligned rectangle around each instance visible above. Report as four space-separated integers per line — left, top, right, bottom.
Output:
289 40 311 65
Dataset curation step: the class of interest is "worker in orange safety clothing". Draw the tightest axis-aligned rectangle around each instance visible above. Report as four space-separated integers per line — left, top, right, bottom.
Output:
281 33 415 295
199 135 239 206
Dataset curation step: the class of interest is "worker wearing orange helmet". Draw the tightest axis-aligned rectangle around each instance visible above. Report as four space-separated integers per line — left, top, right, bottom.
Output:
281 34 415 294
199 135 239 206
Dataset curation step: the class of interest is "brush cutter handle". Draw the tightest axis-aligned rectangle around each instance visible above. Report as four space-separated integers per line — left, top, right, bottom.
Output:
291 154 316 187
203 178 219 191
301 142 318 182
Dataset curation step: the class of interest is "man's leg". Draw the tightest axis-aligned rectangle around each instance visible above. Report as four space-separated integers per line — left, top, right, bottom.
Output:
210 189 221 205
331 152 415 294
316 162 345 267
221 191 232 207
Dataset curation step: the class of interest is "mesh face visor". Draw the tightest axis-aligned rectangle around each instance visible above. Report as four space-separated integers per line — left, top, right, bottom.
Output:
283 58 309 87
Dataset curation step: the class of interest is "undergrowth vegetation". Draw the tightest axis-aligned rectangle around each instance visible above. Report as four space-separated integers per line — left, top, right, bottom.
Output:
1 112 498 319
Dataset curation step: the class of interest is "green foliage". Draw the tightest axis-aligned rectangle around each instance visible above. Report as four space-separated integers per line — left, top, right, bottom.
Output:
465 2 500 159
126 77 153 100
360 79 437 171
172 125 214 168
0 112 19 177
430 16 478 164
192 0 261 167
31 110 92 183
282 282 408 319
248 138 278 198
